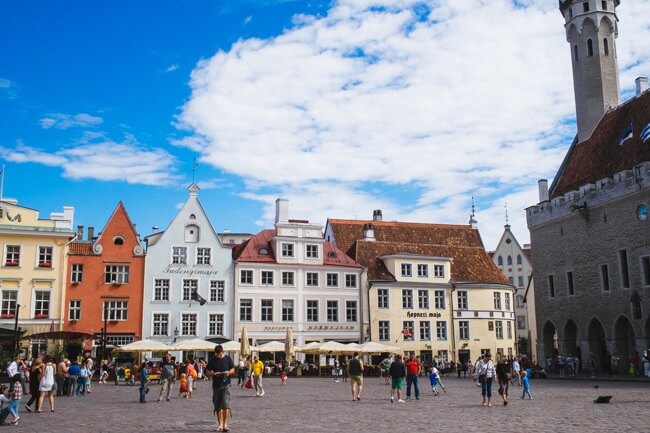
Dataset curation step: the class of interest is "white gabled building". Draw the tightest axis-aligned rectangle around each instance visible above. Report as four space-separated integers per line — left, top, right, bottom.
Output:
142 184 233 346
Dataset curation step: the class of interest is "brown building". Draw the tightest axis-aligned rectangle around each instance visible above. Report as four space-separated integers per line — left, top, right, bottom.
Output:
64 202 145 357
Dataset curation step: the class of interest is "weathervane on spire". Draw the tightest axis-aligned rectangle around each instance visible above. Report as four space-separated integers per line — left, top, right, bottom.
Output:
504 202 509 225
471 194 476 219
192 158 198 183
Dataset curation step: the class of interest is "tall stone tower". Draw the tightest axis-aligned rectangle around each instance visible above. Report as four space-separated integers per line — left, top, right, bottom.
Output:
560 0 621 143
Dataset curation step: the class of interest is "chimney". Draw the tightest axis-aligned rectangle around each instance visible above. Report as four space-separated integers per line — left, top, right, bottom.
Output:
275 198 289 223
363 223 375 241
538 179 549 203
372 209 383 221
88 226 95 241
636 76 649 97
77 225 84 239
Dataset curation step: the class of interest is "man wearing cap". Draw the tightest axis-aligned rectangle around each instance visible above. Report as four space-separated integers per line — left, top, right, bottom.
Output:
206 344 235 432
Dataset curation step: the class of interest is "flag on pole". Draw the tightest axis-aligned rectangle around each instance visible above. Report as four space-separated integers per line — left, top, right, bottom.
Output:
641 122 650 143
619 123 633 145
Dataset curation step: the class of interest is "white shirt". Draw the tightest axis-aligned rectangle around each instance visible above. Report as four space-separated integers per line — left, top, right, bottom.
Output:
512 360 520 372
6 361 17 377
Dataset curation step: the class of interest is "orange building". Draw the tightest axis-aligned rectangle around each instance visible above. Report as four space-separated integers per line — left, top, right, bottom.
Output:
64 202 145 357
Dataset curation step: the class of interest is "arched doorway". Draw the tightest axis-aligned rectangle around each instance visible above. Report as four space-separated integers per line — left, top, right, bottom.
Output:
645 317 650 349
542 321 557 364
587 318 607 373
564 320 579 357
614 316 635 375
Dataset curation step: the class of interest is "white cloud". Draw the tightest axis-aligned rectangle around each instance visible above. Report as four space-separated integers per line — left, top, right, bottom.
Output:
176 0 650 247
40 113 103 129
166 64 179 72
243 15 253 25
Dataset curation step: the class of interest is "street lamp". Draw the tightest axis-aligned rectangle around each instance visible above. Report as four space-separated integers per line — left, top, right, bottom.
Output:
173 327 179 343
12 304 20 356
102 302 109 361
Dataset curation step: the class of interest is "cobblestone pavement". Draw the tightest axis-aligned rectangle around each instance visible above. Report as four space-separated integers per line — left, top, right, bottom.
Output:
9 376 650 433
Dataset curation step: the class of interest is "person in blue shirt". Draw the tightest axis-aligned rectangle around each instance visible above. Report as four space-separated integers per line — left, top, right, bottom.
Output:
67 361 81 397
521 370 532 400
140 362 150 403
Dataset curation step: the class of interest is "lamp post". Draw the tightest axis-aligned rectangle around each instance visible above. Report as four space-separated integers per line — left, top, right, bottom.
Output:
102 302 109 361
173 327 179 343
12 304 20 356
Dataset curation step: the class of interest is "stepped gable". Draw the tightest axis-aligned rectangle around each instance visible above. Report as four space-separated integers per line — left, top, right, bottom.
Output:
551 91 650 198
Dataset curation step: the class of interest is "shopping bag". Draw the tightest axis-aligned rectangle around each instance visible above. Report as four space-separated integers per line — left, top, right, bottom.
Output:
244 377 253 389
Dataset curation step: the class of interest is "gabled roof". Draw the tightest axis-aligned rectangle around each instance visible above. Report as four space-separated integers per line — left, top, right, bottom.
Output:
550 90 650 198
327 219 509 284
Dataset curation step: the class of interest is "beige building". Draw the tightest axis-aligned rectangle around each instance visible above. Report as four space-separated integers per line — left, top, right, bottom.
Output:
325 211 516 364
0 199 74 356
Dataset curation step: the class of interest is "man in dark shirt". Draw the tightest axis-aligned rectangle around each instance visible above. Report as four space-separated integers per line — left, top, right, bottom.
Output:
347 352 363 401
389 354 407 403
157 353 175 402
206 344 235 432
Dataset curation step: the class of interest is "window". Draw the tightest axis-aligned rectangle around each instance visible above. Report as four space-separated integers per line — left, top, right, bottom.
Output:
516 295 524 308
618 249 630 288
261 299 273 321
182 279 197 301
261 271 274 285
378 321 390 341
436 321 447 340
34 291 50 318
240 299 252 321
154 279 170 301
509 277 514 284
516 254 522 265
345 274 357 288
402 289 413 309
306 272 319 287
113 236 124 245
68 300 81 321
574 44 579 62
38 246 53 267
71 264 83 283
548 275 556 298
106 335 134 346
281 243 294 258
103 300 128 321
181 313 197 336
459 321 470 340
494 292 502 310
434 265 444 278
602 0 607 10
401 263 412 277
105 265 130 284
281 271 295 286
507 256 512 265
587 39 594 56
505 293 511 310
418 289 429 309
457 291 468 310
642 256 650 287
152 313 169 336
600 265 610 292
240 270 253 285
305 244 319 258
0 291 17 317
208 313 224 336
434 290 445 309
495 321 503 339
518 276 524 287
172 246 187 264
346 300 357 322
326 273 338 287
282 300 294 322
377 288 389 309
184 224 199 243
567 271 575 295
210 280 225 302
517 315 526 330
417 264 428 277
497 256 503 266
307 300 319 322
402 321 414 341
419 321 431 341
603 38 609 55
569 6 573 18
196 247 211 265
583 1 589 12
488 321 494 331
327 300 338 322
507 321 513 339
5 245 20 266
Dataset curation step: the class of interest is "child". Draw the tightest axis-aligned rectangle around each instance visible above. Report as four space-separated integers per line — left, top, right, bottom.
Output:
429 367 440 395
521 371 532 400
7 374 21 425
280 369 287 385
139 362 150 403
179 373 189 398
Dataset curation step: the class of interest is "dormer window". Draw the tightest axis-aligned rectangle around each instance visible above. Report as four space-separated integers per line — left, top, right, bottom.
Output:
434 264 444 278
401 263 412 277
113 236 124 245
259 248 269 255
189 214 196 220
185 224 199 243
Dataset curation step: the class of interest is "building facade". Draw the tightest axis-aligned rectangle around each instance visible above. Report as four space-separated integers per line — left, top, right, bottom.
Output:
491 224 537 358
142 184 233 346
232 199 362 352
326 212 516 364
64 202 145 356
0 199 74 357
527 0 650 373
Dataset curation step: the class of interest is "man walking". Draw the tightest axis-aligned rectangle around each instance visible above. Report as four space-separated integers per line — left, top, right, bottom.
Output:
158 353 175 402
206 345 235 433
251 357 265 397
389 354 406 403
404 354 421 400
348 352 363 401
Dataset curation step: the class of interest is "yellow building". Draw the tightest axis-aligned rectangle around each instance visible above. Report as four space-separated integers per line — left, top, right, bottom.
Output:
0 199 74 356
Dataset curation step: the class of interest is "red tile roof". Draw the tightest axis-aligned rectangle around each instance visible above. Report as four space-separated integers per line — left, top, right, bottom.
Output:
551 91 650 198
68 241 94 255
327 219 509 284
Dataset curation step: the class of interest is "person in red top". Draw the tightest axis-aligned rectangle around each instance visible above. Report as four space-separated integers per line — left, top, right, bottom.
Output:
404 355 421 400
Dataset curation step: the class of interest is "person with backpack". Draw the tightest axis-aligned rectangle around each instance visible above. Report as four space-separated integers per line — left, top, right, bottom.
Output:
347 352 363 401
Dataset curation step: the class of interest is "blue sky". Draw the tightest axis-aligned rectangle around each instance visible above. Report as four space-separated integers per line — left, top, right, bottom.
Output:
1 0 649 248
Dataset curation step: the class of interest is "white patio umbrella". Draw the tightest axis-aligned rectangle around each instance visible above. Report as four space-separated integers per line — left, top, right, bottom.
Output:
318 341 358 354
358 341 400 354
295 342 322 353
221 340 242 352
256 340 285 352
171 338 217 351
118 339 173 352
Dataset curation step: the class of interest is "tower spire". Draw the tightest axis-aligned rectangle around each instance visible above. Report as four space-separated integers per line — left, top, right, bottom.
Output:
504 202 509 226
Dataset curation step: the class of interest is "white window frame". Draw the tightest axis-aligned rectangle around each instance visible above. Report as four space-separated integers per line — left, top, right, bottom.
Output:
209 280 225 303
103 300 128 321
418 289 429 309
240 269 254 285
345 274 357 288
326 273 339 288
196 247 211 265
377 288 389 309
4 245 20 267
401 263 412 277
436 321 447 341
493 292 502 310
402 289 413 309
180 312 198 336
495 320 503 339
378 320 390 341
346 300 357 322
305 244 319 259
281 299 294 322
326 300 338 322
182 279 198 301
434 290 445 309
171 246 188 265
434 264 444 278
281 271 295 287
68 300 81 321
239 298 253 321
37 245 53 268
0 290 18 317
71 264 83 283
208 313 224 336
260 270 274 286
457 290 468 310
459 320 470 340
260 299 274 322
419 321 431 341
33 290 51 318
306 300 319 322
281 243 295 258
306 272 319 287
152 312 170 336
104 264 130 284
417 264 428 277
154 279 170 302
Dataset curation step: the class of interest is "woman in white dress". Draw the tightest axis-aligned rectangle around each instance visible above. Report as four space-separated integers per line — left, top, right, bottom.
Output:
37 357 56 412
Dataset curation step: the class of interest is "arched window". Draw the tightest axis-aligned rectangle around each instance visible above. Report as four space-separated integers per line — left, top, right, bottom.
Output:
587 39 594 57
574 44 579 62
185 224 200 243
498 256 503 266
507 255 513 265
516 254 522 265
603 38 609 56
113 236 124 245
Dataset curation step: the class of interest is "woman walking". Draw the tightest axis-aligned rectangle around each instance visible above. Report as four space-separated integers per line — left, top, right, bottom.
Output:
496 357 511 406
36 356 55 412
474 353 496 407
25 356 43 412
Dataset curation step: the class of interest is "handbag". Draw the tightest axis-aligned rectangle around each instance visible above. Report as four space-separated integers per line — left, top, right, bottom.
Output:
478 374 487 383
52 382 58 391
244 377 253 389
